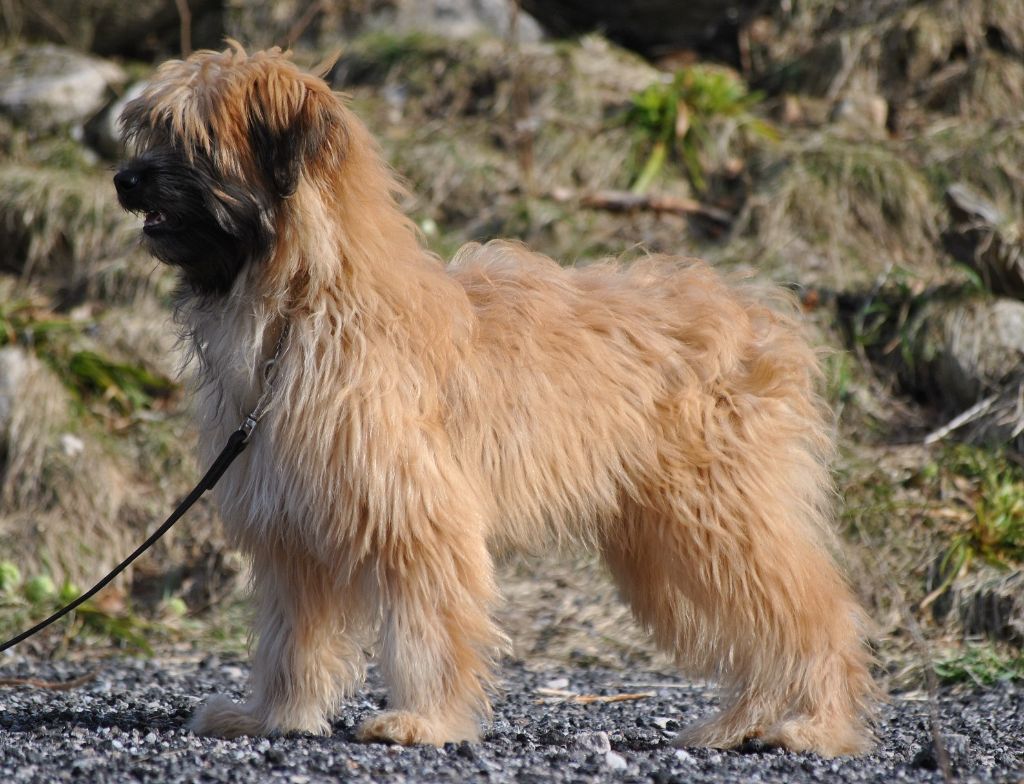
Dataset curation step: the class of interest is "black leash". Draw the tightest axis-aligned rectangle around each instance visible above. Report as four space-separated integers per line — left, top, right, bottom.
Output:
0 325 289 655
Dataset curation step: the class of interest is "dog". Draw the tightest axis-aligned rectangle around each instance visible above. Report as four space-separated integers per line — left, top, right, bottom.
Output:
114 43 875 756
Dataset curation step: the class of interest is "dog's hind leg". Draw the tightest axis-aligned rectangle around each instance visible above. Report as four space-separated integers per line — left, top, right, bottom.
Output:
190 551 364 738
355 514 505 746
605 480 874 757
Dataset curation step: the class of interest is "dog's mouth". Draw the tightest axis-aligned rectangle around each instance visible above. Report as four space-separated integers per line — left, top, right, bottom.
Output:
138 208 179 235
143 210 169 230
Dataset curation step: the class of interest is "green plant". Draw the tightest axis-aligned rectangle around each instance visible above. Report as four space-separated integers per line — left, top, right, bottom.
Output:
0 299 76 346
939 446 1024 584
0 565 154 653
23 574 57 603
0 561 22 593
934 642 1024 686
626 66 775 193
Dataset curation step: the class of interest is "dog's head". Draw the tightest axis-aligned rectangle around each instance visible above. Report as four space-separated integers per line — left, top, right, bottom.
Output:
114 43 346 296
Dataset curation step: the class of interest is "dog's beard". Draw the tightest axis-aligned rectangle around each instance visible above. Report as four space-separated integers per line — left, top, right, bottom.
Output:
116 149 277 297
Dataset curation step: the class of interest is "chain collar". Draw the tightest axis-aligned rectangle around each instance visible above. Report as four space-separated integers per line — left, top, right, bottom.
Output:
240 322 290 442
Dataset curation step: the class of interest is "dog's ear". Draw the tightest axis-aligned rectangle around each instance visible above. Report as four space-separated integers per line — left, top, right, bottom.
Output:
249 83 346 198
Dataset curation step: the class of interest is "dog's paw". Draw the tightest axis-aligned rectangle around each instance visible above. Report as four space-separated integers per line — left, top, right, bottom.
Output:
673 720 751 752
355 710 476 746
759 716 873 757
189 696 268 738
190 696 334 738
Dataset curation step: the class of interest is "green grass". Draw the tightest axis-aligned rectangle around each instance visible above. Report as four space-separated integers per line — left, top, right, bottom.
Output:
938 445 1024 583
0 299 176 416
934 642 1024 686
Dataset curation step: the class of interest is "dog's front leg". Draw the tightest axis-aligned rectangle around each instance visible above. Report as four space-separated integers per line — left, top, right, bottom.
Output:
190 550 364 738
356 524 505 746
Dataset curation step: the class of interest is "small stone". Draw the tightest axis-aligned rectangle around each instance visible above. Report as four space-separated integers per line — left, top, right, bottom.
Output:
570 731 611 754
264 747 285 765
59 433 85 457
651 716 678 730
604 750 628 770
543 677 569 690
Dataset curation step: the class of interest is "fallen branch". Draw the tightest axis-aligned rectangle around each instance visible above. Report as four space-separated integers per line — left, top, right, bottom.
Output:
923 394 998 445
534 687 655 704
549 187 733 225
0 671 97 691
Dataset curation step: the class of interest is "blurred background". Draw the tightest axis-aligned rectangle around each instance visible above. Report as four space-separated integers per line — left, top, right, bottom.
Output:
0 0 1022 690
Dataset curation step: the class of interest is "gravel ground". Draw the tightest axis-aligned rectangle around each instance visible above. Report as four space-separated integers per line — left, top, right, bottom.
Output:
0 655 1021 783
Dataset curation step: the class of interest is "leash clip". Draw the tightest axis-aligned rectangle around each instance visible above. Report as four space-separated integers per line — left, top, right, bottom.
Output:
240 413 260 442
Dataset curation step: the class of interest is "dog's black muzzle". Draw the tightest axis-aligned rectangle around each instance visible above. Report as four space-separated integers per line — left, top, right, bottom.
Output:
114 163 177 235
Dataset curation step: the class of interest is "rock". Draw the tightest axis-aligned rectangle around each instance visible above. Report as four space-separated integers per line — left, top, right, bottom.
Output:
876 293 1024 448
942 184 1024 299
371 0 543 43
604 750 628 770
228 0 540 51
570 731 611 755
674 749 694 763
0 346 33 429
519 0 762 60
928 298 1024 405
944 733 972 769
0 45 126 133
830 92 889 135
58 433 85 457
86 81 148 158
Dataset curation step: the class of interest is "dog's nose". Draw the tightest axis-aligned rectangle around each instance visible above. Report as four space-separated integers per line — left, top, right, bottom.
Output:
113 169 141 193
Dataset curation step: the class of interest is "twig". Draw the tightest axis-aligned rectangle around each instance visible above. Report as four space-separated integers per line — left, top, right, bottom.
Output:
534 687 655 704
283 0 327 50
549 187 732 225
825 30 869 103
173 0 192 58
505 0 535 190
26 4 74 45
895 589 954 784
923 394 998 445
0 670 97 691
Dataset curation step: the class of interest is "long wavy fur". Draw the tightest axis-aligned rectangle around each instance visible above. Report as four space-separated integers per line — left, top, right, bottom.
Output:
120 44 876 754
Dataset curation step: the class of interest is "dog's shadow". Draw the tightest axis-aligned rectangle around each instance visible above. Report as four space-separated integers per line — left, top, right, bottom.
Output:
1 701 372 744
0 702 187 735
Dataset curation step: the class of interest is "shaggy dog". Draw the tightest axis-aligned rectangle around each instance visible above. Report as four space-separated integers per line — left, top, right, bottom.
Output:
114 44 875 756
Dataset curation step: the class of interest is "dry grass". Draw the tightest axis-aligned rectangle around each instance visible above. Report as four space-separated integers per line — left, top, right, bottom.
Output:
0 163 165 304
734 132 939 287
